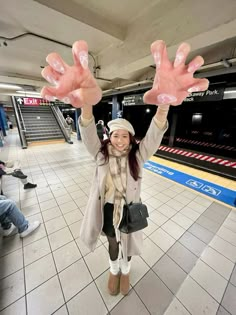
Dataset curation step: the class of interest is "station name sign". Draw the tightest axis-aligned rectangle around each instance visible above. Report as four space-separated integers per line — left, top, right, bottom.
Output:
184 88 225 102
123 94 144 106
123 88 225 106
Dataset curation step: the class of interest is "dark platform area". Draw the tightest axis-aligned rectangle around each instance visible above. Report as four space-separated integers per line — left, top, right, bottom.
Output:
155 147 236 181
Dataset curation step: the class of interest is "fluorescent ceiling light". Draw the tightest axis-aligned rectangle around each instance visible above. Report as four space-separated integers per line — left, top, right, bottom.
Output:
0 83 23 89
224 90 236 94
16 90 41 95
15 94 42 97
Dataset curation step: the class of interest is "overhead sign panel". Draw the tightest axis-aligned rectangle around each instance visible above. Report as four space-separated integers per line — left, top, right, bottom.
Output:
15 97 68 106
184 88 225 102
16 97 49 106
122 87 225 106
123 94 144 106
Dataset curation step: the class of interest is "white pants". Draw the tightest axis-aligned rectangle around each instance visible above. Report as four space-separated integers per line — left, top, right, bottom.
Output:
3 161 27 184
4 160 21 173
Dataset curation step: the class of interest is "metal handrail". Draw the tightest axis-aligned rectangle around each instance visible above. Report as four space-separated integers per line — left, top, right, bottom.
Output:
11 96 27 148
50 105 72 143
16 101 27 132
55 107 69 129
53 106 70 132
11 97 27 132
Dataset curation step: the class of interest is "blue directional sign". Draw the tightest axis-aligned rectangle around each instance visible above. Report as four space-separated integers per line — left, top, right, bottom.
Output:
144 160 236 207
202 185 221 196
186 179 203 189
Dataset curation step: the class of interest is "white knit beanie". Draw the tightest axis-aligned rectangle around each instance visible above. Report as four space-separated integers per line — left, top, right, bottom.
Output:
107 118 135 136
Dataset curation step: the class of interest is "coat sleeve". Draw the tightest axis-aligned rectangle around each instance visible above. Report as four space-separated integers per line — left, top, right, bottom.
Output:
78 116 101 159
137 117 168 163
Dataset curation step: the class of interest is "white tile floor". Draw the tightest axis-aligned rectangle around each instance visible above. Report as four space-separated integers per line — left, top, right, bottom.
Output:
0 131 236 315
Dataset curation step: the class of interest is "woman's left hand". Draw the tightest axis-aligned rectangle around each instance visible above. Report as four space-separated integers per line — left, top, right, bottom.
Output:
143 41 209 106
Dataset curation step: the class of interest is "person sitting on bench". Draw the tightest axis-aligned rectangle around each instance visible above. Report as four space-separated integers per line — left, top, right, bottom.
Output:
0 195 40 238
0 160 37 190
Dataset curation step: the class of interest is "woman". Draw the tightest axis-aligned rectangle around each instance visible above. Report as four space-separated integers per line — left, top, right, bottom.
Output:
41 39 209 295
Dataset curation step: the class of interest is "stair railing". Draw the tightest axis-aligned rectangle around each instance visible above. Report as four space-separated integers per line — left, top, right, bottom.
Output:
50 105 73 144
11 96 27 148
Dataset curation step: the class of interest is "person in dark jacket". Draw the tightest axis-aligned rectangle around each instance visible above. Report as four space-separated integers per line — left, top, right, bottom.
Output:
96 120 108 141
65 115 74 136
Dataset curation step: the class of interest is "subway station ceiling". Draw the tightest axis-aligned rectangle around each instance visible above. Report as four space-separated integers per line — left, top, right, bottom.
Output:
0 0 236 103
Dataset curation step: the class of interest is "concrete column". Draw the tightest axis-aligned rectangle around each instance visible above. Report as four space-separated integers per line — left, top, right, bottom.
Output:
112 95 120 120
0 105 7 136
76 108 81 140
168 112 178 147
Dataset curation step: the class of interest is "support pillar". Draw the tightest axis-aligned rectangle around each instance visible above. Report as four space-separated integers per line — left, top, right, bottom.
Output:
112 96 120 120
0 105 7 136
168 112 178 147
76 108 81 140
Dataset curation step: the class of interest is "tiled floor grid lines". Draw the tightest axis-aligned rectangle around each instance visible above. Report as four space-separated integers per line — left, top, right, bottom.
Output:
0 131 236 315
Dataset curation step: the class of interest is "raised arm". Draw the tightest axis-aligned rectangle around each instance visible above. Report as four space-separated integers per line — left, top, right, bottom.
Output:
138 41 209 162
40 41 102 157
78 105 101 158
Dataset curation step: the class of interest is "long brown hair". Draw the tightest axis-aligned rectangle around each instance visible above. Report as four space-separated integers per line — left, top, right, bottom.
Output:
99 133 140 181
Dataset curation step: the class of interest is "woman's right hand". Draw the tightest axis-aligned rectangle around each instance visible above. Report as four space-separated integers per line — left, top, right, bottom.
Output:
41 40 102 108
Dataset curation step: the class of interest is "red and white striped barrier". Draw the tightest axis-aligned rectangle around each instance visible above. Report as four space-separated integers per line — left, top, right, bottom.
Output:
158 146 236 168
175 138 235 151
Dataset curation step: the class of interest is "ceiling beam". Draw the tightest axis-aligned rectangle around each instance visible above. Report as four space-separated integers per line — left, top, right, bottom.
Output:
99 18 236 79
34 0 125 41
0 76 45 88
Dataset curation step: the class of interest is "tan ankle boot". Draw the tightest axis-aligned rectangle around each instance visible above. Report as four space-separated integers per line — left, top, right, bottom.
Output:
120 273 130 295
108 272 120 295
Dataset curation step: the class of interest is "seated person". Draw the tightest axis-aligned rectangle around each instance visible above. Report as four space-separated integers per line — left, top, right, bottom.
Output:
0 160 37 190
0 195 40 238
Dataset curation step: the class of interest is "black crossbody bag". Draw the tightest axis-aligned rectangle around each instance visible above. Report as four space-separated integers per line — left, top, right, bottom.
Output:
119 199 149 234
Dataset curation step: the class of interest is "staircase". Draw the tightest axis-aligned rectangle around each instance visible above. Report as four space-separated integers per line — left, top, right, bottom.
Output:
20 106 65 143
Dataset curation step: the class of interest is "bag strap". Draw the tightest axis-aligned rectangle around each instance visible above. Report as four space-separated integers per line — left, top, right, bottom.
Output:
123 195 142 206
122 195 127 205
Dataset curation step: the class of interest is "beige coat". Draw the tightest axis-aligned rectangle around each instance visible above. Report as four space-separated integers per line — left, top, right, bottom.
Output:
79 116 168 258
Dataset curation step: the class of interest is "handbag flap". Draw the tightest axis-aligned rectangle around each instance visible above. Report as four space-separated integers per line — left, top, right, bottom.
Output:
128 203 149 223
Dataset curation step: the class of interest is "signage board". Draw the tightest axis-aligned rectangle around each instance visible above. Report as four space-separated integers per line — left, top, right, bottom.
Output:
144 160 236 207
123 94 144 106
16 97 50 106
184 88 225 102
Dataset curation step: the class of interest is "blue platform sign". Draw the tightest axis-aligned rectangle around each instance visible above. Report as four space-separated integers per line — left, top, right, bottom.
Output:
144 160 236 207
186 179 203 189
201 185 221 196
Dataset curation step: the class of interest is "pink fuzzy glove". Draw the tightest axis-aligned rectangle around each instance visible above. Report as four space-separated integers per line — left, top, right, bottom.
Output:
41 40 209 107
144 41 209 106
41 41 102 107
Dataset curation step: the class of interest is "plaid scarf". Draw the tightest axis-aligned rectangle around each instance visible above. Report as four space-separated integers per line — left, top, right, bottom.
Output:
108 143 131 227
